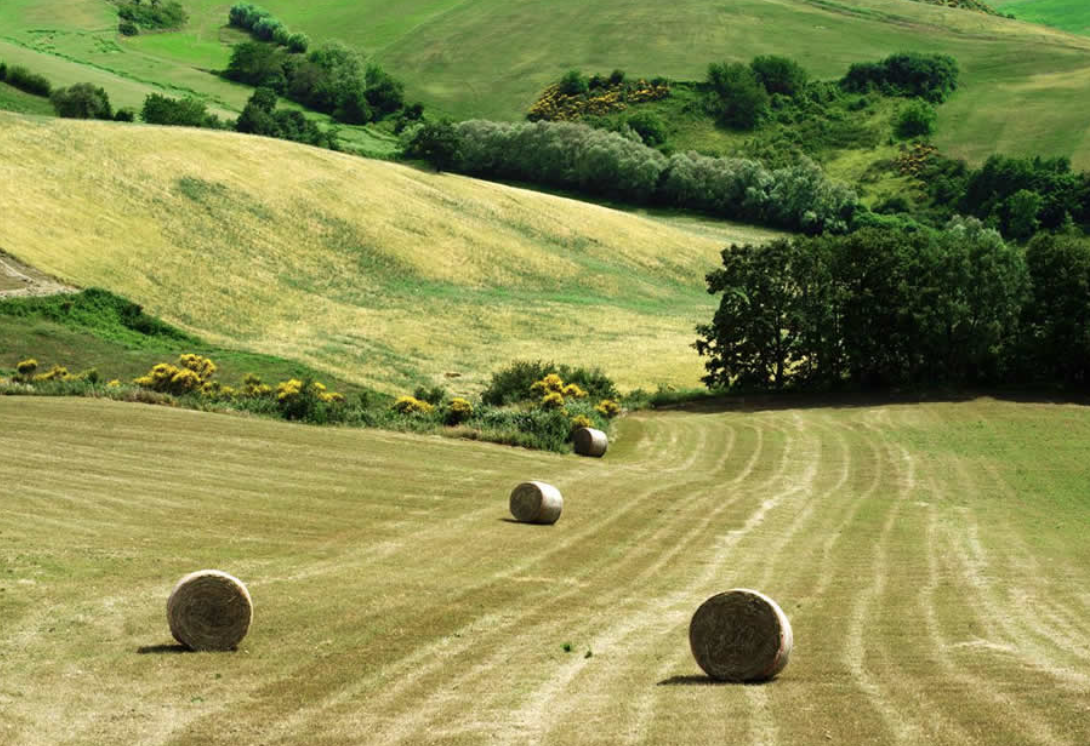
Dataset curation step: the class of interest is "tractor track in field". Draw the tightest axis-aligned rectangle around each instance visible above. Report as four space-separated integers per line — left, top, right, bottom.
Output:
1 397 1088 745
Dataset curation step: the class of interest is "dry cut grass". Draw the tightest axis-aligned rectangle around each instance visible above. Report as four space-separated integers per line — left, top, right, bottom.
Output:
0 395 1087 745
0 113 778 393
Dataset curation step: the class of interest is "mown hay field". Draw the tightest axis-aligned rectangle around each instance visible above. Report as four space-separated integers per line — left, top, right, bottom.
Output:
1 395 1087 745
0 113 779 393
4 0 1090 166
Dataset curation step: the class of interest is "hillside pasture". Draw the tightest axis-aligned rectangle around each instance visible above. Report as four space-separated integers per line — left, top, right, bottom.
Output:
0 395 1087 744
3 0 1090 165
994 0 1090 35
0 113 777 393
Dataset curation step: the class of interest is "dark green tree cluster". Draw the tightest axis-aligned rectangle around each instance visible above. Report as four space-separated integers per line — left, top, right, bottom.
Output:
117 0 188 35
914 153 1090 240
224 40 408 125
1 63 51 97
697 222 1090 390
705 55 809 130
841 52 959 102
50 84 113 120
409 120 858 233
228 3 309 53
235 87 337 148
140 94 225 128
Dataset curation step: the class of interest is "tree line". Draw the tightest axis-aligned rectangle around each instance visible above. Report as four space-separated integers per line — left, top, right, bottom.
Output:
403 119 859 233
696 221 1090 391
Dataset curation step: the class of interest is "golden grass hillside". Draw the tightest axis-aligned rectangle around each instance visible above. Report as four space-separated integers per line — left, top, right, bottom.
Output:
0 113 778 392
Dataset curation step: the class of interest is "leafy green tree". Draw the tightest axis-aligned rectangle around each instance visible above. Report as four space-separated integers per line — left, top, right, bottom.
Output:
625 111 667 146
895 99 936 139
559 70 589 95
706 62 769 130
750 55 808 97
50 83 113 120
140 94 213 127
1005 189 1042 240
1024 234 1090 384
402 120 463 171
225 42 287 91
286 32 309 53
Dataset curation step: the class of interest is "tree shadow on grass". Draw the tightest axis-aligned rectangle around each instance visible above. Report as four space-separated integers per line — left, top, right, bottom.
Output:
497 518 555 525
657 675 772 687
137 643 190 655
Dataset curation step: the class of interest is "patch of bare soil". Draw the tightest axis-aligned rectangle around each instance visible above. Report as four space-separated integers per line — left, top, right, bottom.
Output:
0 249 76 299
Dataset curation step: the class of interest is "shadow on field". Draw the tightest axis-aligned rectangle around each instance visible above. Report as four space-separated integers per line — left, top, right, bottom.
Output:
497 518 555 526
656 389 1090 415
657 675 773 687
137 644 191 655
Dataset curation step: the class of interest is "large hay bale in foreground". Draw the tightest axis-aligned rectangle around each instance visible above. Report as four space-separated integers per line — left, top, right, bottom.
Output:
509 481 563 525
573 427 608 458
689 588 792 682
167 570 253 651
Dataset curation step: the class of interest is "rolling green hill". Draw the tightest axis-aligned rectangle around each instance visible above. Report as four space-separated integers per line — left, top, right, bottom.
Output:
994 0 1090 35
0 112 779 394
3 0 1090 166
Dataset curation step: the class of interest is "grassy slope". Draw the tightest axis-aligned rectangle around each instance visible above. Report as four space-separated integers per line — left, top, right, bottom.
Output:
1 395 1087 745
994 0 1090 35
3 0 1090 166
0 113 779 394
0 81 53 116
0 292 364 394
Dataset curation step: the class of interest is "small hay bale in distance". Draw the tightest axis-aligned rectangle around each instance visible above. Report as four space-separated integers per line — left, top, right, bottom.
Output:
689 588 793 682
573 427 608 458
167 570 253 651
509 481 563 525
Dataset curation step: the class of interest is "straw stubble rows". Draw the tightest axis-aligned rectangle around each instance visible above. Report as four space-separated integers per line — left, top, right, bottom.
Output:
0 396 1087 745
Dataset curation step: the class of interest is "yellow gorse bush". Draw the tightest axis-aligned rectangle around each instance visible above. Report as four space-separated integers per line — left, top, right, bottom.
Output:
562 382 588 399
241 373 272 398
595 398 621 418
541 391 565 410
530 373 565 396
33 364 70 382
106 379 121 388
392 395 435 415
15 359 38 378
134 354 217 395
570 414 592 432
528 79 671 122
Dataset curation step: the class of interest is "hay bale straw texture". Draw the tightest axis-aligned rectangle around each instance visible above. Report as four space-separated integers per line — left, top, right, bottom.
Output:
509 481 564 525
573 427 608 458
167 570 253 651
689 588 793 682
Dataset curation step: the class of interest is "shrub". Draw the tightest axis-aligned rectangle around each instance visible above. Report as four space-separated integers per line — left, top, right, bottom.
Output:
114 107 135 122
286 32 309 53
559 70 589 95
595 399 621 418
530 373 565 396
15 359 38 380
241 372 273 397
895 99 936 139
134 354 216 395
562 382 588 399
482 359 618 405
141 94 217 128
541 391 565 410
401 120 463 171
570 414 592 432
413 384 447 406
51 83 113 120
119 20 139 35
750 55 809 97
4 65 51 97
33 365 70 383
392 395 435 416
706 61 769 130
841 53 959 103
445 397 473 425
625 110 667 146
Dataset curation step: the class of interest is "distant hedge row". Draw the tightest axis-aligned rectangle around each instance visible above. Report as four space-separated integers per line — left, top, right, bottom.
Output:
405 119 859 233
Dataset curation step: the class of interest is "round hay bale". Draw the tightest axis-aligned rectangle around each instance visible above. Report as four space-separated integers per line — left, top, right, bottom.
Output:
573 427 608 458
509 481 563 525
688 588 793 682
167 570 253 651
